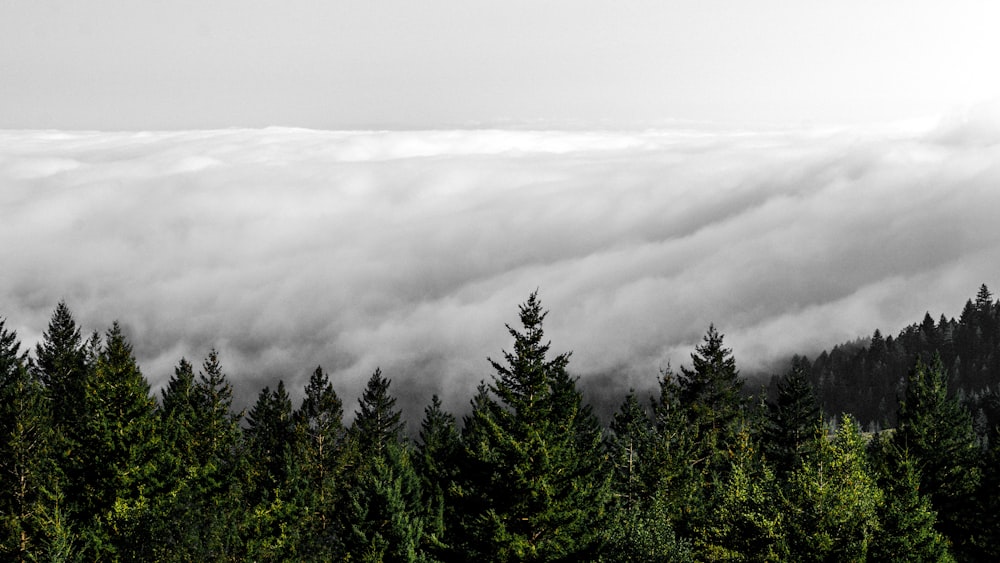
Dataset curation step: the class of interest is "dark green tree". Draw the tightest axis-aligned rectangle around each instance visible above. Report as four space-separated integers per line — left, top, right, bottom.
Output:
762 357 822 475
245 380 295 500
344 369 427 562
349 367 405 457
455 291 611 561
151 351 244 561
676 324 746 471
892 355 981 555
32 301 88 429
868 440 954 563
0 319 64 562
288 366 350 560
74 322 162 559
242 380 298 559
606 392 653 513
415 395 461 560
601 390 692 562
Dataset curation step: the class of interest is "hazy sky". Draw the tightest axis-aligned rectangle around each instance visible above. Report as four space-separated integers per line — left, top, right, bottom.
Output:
3 3 1000 419
3 1 999 129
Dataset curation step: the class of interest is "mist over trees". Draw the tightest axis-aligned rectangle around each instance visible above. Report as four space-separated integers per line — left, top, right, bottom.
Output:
3 287 1000 561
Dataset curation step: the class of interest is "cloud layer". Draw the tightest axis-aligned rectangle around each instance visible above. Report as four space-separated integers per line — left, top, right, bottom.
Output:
3 116 1000 419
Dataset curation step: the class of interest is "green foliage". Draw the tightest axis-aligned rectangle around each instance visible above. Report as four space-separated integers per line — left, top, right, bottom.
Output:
415 395 461 559
350 368 405 456
5 288 1000 559
456 291 611 561
762 357 821 475
783 415 882 562
345 441 427 562
869 440 954 563
0 319 63 561
287 365 350 560
705 430 787 561
150 351 245 561
893 355 981 555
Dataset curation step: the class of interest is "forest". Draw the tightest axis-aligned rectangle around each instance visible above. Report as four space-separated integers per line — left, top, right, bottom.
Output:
3 286 1000 562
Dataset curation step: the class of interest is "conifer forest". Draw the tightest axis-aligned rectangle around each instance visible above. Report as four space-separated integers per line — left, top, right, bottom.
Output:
5 286 1000 562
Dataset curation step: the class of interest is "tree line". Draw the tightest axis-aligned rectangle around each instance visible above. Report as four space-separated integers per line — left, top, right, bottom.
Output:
2 289 999 561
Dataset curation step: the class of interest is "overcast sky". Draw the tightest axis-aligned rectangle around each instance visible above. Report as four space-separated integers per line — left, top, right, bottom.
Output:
2 1 999 129
3 2 1000 419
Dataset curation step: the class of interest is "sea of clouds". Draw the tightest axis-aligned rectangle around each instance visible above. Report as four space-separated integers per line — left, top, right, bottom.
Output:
3 108 1000 419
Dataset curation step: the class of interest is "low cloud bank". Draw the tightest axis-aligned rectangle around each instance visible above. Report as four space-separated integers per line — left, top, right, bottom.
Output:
3 115 1000 419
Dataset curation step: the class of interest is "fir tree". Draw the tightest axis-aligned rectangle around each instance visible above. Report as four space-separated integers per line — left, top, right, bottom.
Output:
705 430 787 561
762 357 822 475
151 351 244 561
676 324 745 470
783 415 882 562
415 395 461 560
76 322 161 559
350 367 405 456
0 320 62 562
289 365 350 560
892 355 981 557
344 369 427 561
33 301 88 429
456 291 611 561
869 440 954 563
245 380 295 501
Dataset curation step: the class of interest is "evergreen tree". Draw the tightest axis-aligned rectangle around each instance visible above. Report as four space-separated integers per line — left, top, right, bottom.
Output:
762 357 822 475
676 324 745 470
151 351 244 561
245 380 295 501
345 441 427 562
75 322 161 559
242 380 297 559
606 392 653 513
289 365 350 560
455 291 611 561
705 430 787 561
344 369 427 561
350 367 405 456
0 319 63 562
415 395 461 560
783 416 882 562
893 355 981 556
33 301 88 429
869 440 954 563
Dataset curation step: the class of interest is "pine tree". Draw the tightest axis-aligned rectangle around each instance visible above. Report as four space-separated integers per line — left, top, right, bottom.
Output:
74 322 161 559
762 357 822 475
892 355 981 557
33 301 88 429
245 380 295 501
415 395 461 560
151 351 244 561
350 367 405 457
705 430 787 561
344 369 427 561
289 366 350 560
676 324 745 470
868 440 954 563
0 319 62 562
606 392 653 513
456 291 611 561
783 415 882 562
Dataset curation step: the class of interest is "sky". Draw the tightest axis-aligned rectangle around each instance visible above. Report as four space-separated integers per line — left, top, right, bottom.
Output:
2 1 1000 129
3 2 1000 420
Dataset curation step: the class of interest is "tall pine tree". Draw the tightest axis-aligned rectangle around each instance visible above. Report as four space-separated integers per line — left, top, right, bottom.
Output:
455 291 611 561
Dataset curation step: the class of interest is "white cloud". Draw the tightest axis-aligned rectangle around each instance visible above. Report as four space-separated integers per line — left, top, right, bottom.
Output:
3 122 1000 418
